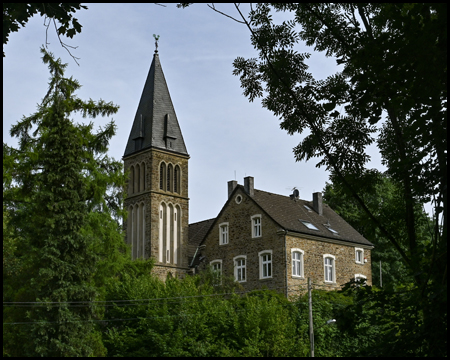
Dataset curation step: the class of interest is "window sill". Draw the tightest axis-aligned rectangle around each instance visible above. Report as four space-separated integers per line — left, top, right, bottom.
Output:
292 275 304 279
259 277 273 281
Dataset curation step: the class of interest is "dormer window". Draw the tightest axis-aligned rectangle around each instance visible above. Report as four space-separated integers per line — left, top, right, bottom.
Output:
326 226 339 235
300 220 319 231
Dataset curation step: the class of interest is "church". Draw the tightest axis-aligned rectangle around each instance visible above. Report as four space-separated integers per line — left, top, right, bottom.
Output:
123 49 373 293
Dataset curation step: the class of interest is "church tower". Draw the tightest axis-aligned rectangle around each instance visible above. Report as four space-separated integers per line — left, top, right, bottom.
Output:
123 48 189 279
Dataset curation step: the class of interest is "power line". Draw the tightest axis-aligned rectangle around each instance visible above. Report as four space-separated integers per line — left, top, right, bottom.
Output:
3 283 310 308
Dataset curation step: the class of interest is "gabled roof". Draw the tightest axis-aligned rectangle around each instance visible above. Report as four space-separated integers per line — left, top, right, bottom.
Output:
124 52 188 157
251 188 373 247
188 218 216 266
192 185 373 250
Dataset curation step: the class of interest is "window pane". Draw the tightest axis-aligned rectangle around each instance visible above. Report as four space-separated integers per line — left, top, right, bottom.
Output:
356 250 362 262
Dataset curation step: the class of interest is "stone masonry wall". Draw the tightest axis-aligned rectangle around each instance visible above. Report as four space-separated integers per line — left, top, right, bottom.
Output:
123 147 190 276
286 234 372 296
201 187 372 297
202 187 287 294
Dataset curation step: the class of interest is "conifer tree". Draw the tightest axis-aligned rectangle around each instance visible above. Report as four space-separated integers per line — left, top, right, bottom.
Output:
3 47 121 356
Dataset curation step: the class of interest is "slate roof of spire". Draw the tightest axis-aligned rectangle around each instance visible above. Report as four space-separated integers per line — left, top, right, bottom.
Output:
124 52 188 157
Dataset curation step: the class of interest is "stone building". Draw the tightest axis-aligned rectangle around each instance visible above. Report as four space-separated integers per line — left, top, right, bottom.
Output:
123 50 189 279
189 178 373 295
123 50 373 291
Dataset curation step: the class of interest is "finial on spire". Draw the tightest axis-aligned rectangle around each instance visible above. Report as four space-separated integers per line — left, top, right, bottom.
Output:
153 34 160 53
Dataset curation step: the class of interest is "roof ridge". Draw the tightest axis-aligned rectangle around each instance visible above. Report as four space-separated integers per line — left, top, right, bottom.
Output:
189 217 216 226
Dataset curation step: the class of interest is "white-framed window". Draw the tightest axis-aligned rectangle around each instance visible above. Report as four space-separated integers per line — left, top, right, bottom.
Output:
251 214 262 238
291 248 304 278
210 260 223 285
355 248 364 264
259 250 273 279
355 274 367 286
233 255 247 282
219 222 229 245
323 254 336 283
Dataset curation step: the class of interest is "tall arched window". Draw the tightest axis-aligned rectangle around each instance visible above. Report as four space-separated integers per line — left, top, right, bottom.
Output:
160 162 166 190
174 205 181 264
159 202 166 262
127 206 133 250
140 162 145 191
135 164 140 192
139 202 145 258
167 204 173 263
132 205 137 259
167 164 173 192
129 165 135 194
174 165 180 194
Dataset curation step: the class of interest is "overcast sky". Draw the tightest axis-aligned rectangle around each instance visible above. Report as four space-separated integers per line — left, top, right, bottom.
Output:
3 4 386 223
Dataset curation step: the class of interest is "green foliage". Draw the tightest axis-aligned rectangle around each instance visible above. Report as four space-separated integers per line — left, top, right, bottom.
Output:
323 172 434 287
292 289 378 357
102 274 305 357
231 4 446 355
337 279 447 357
3 3 87 56
3 47 122 357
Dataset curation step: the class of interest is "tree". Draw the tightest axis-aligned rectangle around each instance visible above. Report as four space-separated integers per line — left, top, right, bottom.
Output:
3 3 87 58
229 3 446 355
3 47 120 356
323 171 434 288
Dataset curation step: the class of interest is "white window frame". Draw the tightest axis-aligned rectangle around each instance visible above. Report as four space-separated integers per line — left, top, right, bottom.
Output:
251 214 262 238
300 219 319 231
258 250 273 279
355 274 367 286
355 248 364 264
233 255 247 283
291 248 305 278
210 259 223 273
210 259 223 285
323 254 336 283
219 222 229 245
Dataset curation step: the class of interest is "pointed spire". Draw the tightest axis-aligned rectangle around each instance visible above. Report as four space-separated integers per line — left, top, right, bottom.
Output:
124 52 188 157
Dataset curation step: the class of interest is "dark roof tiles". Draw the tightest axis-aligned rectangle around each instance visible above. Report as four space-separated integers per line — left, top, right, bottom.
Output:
251 188 373 246
124 53 188 157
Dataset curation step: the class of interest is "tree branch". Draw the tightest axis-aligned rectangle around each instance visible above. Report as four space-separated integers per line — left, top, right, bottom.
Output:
233 3 412 269
207 3 246 24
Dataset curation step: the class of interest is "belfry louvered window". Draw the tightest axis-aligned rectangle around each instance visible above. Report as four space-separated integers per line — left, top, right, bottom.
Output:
167 164 173 192
174 165 180 193
160 163 166 190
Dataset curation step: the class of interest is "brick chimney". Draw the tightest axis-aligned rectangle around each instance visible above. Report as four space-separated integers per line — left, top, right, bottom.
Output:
313 192 323 215
244 176 254 197
228 180 238 198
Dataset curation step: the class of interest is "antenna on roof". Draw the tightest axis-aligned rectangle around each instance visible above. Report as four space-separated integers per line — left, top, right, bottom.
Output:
290 187 300 201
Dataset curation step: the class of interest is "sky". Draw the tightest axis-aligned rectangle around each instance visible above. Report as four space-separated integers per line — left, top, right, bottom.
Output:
3 4 386 224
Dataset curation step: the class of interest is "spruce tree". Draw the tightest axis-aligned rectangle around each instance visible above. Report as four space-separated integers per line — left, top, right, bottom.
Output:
4 47 120 356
